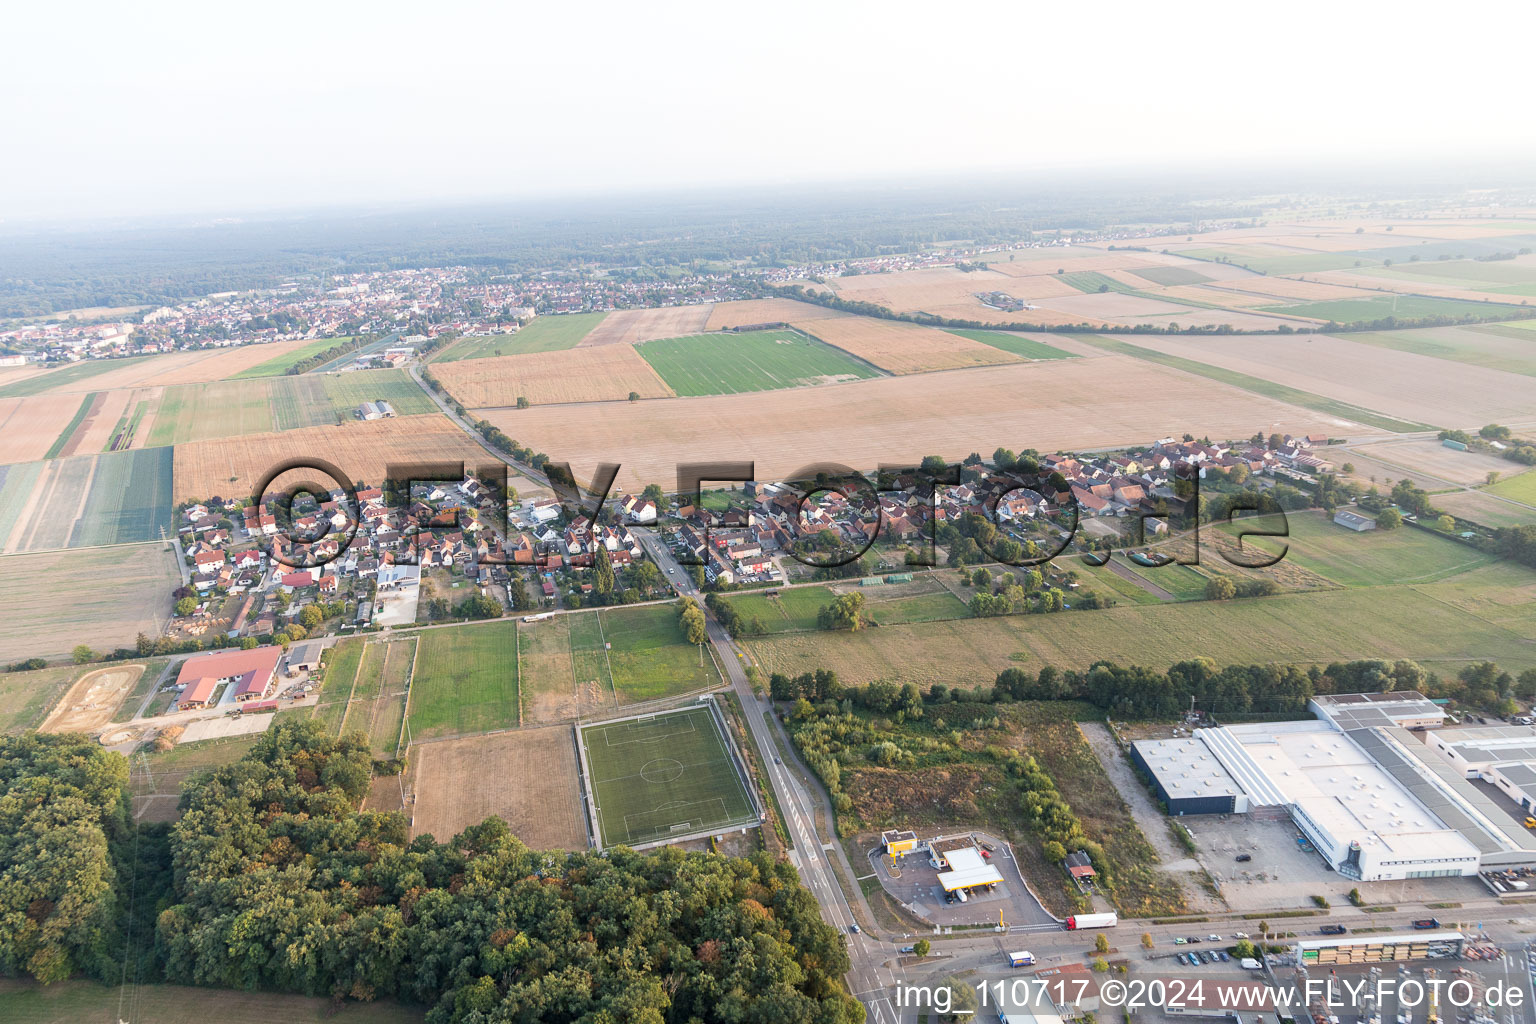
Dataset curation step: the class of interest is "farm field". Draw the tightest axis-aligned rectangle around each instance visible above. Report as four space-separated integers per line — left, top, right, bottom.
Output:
0 665 83 734
580 305 712 347
636 329 879 395
792 317 1019 374
1128 265 1216 287
409 725 587 849
0 979 425 1024
600 604 723 703
1343 327 1536 377
146 379 275 446
943 329 1075 360
481 354 1347 492
1432 489 1535 530
4 446 174 551
0 542 181 662
823 264 1061 322
1258 294 1527 324
268 374 334 430
0 358 151 398
703 298 851 330
434 312 607 360
431 344 674 406
13 340 344 395
1486 470 1536 504
54 389 136 457
1219 510 1497 588
1094 332 1536 429
229 336 354 378
170 414 484 502
1345 439 1518 487
745 581 1536 686
0 393 96 464
1354 257 1536 290
408 620 520 740
580 705 755 848
319 368 436 418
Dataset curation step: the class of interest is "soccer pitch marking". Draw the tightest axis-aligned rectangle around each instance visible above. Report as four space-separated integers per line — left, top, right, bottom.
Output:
579 704 759 848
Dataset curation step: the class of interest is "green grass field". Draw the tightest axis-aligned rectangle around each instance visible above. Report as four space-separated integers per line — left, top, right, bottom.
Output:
1174 247 1376 276
0 665 81 734
147 380 276 446
433 313 608 361
1218 510 1495 588
637 329 879 395
0 357 152 399
268 374 334 430
1073 334 1437 432
1343 328 1536 377
321 368 436 418
580 705 755 847
599 604 724 702
103 398 150 451
66 446 174 548
944 329 1075 360
0 461 43 543
1259 294 1526 324
1485 469 1536 504
1357 259 1536 290
868 590 971 624
746 573 1536 685
0 979 424 1024
230 336 355 379
408 621 519 739
568 608 617 700
1061 271 1138 295
310 636 364 733
728 586 836 633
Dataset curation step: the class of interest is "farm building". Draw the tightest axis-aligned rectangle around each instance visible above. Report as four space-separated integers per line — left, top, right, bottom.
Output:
1333 509 1377 532
356 400 397 421
286 639 324 674
174 645 283 710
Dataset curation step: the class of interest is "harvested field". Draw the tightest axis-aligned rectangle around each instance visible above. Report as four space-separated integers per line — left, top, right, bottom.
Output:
703 298 851 330
19 339 340 394
480 354 1345 492
1346 439 1520 487
791 317 1019 374
432 345 674 406
410 725 587 849
1343 326 1536 377
1031 291 1196 319
58 389 132 456
984 251 1169 277
1207 276 1381 303
0 394 90 465
580 305 712 346
38 663 146 733
170 414 484 502
826 266 1034 316
1111 332 1536 428
0 543 180 662
1259 295 1525 324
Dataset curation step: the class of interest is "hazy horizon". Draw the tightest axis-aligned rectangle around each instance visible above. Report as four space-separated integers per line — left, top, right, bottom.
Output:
6 0 1535 223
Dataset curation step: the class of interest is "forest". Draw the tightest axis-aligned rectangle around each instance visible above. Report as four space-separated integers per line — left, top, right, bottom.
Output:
0 722 863 1024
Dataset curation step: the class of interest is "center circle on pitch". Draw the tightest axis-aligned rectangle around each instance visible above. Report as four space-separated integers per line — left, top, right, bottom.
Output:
640 758 685 783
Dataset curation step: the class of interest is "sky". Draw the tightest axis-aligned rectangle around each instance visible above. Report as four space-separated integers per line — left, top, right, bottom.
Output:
4 0 1534 222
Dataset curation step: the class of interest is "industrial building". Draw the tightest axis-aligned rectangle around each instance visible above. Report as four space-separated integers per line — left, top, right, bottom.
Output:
174 646 283 711
1130 736 1249 815
1129 691 1536 881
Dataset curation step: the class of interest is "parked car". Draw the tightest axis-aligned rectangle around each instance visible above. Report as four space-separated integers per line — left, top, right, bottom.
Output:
1177 953 1191 965
1218 951 1231 962
1173 937 1187 945
1320 925 1347 935
1234 932 1250 939
900 945 915 954
1207 934 1221 942
1235 854 1252 862
1187 936 1201 944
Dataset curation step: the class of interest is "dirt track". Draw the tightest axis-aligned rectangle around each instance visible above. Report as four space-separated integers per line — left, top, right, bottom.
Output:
39 663 145 733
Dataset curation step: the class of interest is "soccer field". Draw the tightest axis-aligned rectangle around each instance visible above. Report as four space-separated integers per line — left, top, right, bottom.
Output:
580 705 757 848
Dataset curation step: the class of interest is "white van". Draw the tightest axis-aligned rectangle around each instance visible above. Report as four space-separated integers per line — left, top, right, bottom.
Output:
956 888 968 903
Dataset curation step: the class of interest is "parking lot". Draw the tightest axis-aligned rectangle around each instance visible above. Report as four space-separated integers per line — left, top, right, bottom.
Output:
1181 811 1487 911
